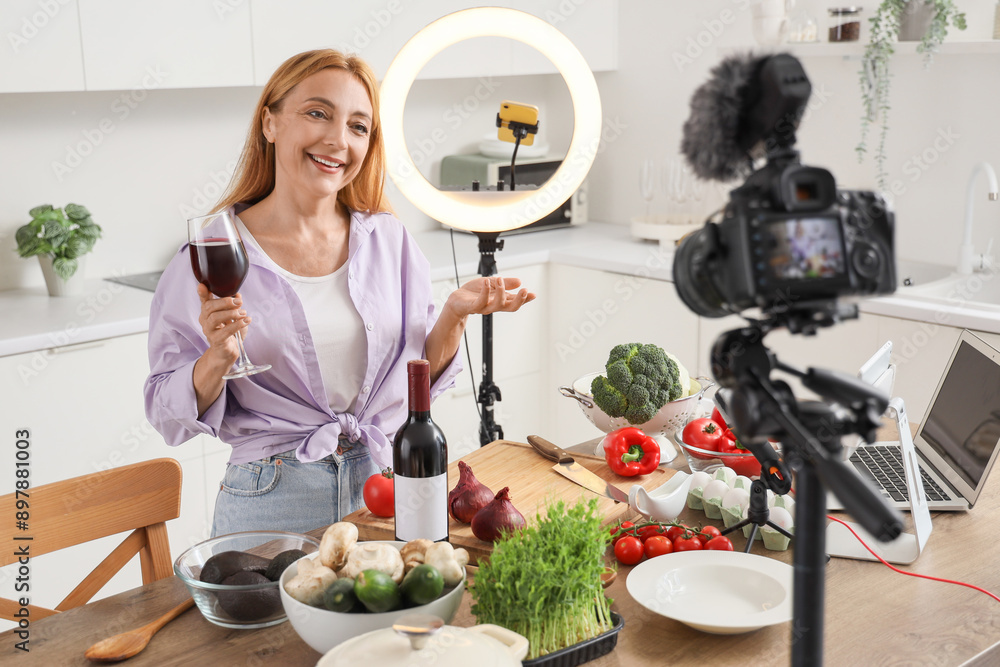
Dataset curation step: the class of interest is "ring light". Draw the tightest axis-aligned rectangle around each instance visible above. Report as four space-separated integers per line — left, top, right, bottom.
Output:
379 7 603 233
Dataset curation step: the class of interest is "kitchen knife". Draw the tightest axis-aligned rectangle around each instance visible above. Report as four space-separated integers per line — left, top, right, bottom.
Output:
527 435 629 504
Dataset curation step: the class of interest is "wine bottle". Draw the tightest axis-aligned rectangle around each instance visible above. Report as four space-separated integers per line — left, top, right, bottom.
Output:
393 359 449 542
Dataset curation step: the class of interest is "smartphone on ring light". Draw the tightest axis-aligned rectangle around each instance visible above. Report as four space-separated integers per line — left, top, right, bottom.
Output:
497 100 538 146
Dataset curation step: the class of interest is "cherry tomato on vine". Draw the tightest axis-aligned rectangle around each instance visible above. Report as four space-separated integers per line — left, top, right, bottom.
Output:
643 535 674 558
363 468 395 517
696 525 722 546
610 521 634 546
637 524 668 542
665 524 689 542
614 535 644 565
705 536 735 551
673 534 704 552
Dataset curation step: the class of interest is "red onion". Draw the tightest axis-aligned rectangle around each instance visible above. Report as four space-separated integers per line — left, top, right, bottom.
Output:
471 487 526 543
448 461 494 523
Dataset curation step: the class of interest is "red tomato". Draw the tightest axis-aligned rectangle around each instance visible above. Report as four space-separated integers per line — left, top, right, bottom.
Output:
696 525 722 546
665 524 689 542
363 468 395 517
711 407 729 430
719 439 763 477
637 524 668 542
673 534 704 552
610 521 634 546
682 418 725 456
705 536 735 551
614 535 644 565
643 535 674 558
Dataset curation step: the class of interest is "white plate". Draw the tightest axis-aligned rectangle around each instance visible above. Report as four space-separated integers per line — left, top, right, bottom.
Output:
625 551 793 634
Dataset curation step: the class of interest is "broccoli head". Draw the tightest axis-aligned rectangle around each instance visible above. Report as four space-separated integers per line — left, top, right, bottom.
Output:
590 343 683 424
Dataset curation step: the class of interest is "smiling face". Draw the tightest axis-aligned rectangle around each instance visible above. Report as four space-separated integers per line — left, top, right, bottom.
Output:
262 67 374 204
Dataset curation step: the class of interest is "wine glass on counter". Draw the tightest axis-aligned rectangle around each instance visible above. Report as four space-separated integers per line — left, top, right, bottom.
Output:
639 158 655 219
187 211 271 380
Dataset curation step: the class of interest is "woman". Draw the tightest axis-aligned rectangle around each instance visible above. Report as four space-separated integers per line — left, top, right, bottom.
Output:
144 50 534 536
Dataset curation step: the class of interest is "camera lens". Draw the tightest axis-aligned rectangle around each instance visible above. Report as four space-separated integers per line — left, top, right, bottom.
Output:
673 225 731 318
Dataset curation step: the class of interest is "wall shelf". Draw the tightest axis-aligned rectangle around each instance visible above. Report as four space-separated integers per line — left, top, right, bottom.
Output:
721 40 1000 61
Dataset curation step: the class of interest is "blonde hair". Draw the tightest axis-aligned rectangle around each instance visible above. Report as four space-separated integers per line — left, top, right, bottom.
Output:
215 49 391 214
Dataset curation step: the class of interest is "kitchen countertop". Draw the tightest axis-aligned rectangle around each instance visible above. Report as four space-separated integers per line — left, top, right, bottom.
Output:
0 222 673 358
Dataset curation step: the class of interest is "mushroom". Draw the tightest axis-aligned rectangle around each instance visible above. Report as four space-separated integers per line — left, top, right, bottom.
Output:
283 558 338 607
319 522 359 570
399 538 433 573
336 542 405 584
423 542 469 587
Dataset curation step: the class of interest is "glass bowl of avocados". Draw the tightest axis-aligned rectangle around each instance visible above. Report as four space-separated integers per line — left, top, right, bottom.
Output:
174 530 321 629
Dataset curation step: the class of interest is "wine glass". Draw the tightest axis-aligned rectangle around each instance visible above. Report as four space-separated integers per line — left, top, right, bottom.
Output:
639 158 655 219
187 211 271 380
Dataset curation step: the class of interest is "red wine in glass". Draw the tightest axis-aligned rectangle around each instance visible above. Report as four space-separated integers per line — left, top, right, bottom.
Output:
189 239 249 298
187 211 270 380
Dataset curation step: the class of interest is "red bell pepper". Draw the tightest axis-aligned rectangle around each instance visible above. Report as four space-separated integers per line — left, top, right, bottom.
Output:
604 427 660 476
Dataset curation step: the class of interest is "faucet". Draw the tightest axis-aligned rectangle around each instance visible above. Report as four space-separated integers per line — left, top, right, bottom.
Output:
957 162 998 275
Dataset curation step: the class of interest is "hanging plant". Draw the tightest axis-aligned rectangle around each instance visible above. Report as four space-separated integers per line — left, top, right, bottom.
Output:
856 0 966 190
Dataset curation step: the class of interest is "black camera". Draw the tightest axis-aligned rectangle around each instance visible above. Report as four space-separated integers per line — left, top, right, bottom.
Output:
672 53 896 328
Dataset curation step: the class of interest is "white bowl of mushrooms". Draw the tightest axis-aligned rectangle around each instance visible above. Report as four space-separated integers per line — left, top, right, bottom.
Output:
279 522 468 655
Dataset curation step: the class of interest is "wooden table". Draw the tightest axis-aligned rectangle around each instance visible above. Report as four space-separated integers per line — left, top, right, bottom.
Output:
5 436 1000 666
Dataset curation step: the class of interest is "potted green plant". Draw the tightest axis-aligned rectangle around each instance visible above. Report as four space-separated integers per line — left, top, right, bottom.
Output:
15 204 102 296
856 0 966 189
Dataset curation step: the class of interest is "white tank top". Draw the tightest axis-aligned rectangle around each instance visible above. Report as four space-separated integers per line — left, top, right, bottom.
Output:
236 218 367 414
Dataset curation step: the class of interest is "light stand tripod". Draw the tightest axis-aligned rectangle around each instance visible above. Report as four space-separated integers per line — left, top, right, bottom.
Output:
712 310 904 666
476 230 504 447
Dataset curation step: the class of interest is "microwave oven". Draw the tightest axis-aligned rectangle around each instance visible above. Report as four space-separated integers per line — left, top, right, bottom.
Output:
439 153 588 233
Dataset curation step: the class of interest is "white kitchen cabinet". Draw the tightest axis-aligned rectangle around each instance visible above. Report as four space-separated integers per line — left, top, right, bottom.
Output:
78 0 254 91
252 0 617 87
546 264 700 448
0 333 209 625
0 0 86 93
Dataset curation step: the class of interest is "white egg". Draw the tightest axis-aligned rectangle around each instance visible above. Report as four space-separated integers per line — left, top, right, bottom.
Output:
768 506 794 531
766 489 775 507
721 487 750 512
734 475 753 490
689 470 713 491
714 467 737 487
774 494 795 515
702 479 731 505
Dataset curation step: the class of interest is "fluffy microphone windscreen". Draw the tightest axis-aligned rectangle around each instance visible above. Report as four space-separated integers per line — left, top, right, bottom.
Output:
680 52 765 183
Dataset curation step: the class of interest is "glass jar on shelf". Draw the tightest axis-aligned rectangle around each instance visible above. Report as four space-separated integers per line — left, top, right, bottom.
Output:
827 7 863 42
787 9 818 43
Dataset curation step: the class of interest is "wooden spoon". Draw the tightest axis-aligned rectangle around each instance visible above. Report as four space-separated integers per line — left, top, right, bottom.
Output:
84 597 195 662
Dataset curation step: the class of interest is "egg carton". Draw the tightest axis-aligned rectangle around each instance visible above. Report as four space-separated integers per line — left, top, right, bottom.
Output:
686 466 795 551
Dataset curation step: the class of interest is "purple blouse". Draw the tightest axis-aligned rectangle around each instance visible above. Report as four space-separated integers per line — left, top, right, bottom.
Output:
143 207 462 469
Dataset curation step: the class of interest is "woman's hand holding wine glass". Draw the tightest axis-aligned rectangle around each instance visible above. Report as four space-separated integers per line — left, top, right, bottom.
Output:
196 283 249 369
187 211 270 384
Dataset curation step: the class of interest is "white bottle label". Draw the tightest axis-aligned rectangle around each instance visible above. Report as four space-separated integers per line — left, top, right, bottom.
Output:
394 472 448 542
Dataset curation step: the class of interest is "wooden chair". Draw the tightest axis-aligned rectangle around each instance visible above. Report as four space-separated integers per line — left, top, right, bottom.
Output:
0 458 182 620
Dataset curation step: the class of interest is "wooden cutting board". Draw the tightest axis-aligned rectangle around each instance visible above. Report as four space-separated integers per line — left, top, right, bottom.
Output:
341 439 676 564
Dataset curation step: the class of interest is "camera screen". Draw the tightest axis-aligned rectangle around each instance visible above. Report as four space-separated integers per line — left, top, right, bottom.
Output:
762 217 845 281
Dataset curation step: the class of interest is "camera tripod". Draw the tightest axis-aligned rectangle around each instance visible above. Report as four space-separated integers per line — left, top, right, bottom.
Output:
720 479 793 552
712 312 904 667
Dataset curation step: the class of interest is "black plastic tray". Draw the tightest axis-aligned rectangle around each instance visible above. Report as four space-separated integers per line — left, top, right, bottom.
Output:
521 611 624 667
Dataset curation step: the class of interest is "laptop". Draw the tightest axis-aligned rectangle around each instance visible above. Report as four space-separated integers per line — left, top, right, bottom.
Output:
830 330 1000 512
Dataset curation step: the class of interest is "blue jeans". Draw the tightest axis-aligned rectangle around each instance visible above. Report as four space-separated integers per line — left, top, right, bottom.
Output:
211 440 379 537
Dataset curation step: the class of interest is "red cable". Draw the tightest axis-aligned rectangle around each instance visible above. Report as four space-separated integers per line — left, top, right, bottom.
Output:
826 514 1000 604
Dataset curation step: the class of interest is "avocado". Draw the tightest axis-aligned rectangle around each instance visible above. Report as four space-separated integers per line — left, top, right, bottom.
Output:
264 549 307 582
216 570 282 621
199 551 270 584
